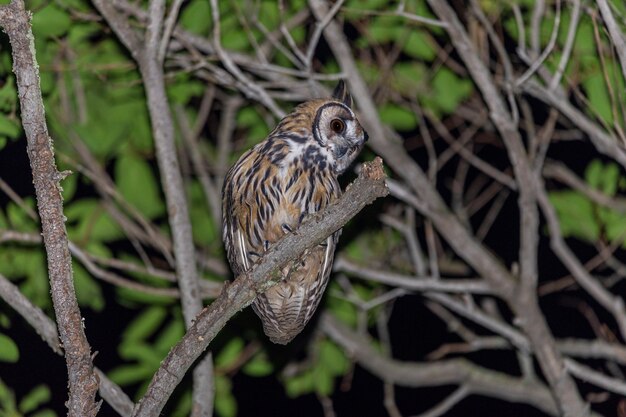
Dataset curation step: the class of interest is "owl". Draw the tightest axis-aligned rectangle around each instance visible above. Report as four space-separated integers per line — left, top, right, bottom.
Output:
222 81 368 344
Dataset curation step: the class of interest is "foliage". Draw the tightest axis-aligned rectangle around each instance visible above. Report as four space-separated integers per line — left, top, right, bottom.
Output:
0 0 625 416
0 378 56 417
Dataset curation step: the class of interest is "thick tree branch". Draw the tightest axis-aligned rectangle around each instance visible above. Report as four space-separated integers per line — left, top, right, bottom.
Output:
132 158 389 417
0 1 99 415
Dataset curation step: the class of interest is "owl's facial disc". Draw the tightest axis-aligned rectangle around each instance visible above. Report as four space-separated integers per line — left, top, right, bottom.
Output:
314 102 368 174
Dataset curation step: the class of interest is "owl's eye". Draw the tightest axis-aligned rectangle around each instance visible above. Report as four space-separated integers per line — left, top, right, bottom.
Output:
330 119 345 134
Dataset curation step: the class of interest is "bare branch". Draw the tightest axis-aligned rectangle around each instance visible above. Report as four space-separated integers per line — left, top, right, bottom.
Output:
334 257 493 294
0 2 99 415
0 273 134 416
523 79 626 168
565 358 626 396
537 180 626 340
321 314 559 416
595 0 626 83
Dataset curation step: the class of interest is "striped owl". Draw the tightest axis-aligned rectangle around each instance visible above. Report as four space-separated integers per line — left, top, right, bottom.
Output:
222 81 368 344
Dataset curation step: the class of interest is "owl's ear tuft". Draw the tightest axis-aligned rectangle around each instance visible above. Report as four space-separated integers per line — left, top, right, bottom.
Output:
332 80 352 108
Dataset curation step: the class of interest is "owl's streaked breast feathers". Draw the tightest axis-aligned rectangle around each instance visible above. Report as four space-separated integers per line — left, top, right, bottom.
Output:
222 81 368 344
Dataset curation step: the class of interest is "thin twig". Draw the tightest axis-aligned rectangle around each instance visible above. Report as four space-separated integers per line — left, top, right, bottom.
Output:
595 0 626 83
158 0 185 64
565 358 626 396
549 0 580 89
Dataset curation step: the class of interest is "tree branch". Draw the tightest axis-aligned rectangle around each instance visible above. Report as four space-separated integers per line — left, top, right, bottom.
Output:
425 3 591 415
0 1 99 415
595 0 626 83
321 314 560 416
0 273 134 416
132 158 389 417
92 1 215 414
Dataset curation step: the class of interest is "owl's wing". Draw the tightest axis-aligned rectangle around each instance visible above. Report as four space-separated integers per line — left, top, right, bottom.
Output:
222 147 277 276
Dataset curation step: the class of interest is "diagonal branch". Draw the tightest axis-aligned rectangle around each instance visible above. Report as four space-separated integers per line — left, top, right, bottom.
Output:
0 273 135 416
132 158 389 417
595 0 626 83
0 1 99 415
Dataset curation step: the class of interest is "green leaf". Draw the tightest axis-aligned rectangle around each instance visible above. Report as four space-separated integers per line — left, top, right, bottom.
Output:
215 375 237 417
19 385 51 413
153 317 185 352
403 30 435 61
188 179 217 241
216 338 244 368
379 103 417 131
0 313 10 328
170 390 191 417
258 1 279 30
108 363 156 386
68 23 102 48
0 113 22 139
432 68 473 113
0 114 20 138
573 19 595 56
122 306 167 343
319 340 347 375
549 191 599 241
0 378 17 413
243 351 273 377
369 16 403 43
0 76 17 111
599 209 626 244
180 0 212 35
118 342 162 365
65 199 123 243
115 153 165 219
168 77 205 105
392 62 427 97
61 171 78 201
73 263 104 311
585 159 604 189
346 0 390 12
313 364 333 396
585 160 619 196
284 370 314 397
602 164 620 196
327 293 357 327
32 4 71 39
7 200 37 231
0 333 19 362
583 72 613 125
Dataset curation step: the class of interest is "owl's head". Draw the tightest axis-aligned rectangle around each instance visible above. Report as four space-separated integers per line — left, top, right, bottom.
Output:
312 81 368 174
